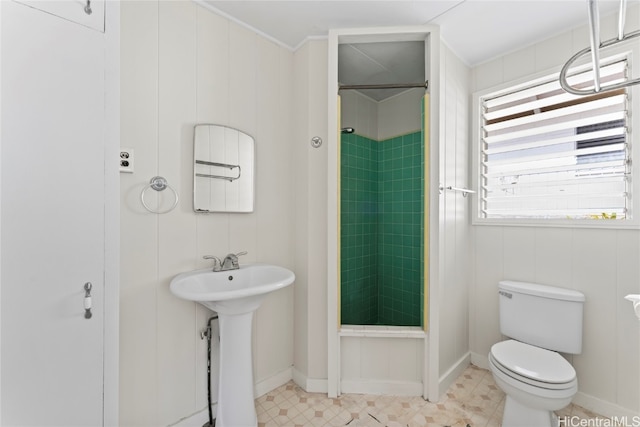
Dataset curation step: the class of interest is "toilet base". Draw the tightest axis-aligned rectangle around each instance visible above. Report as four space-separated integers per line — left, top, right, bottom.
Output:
502 396 557 427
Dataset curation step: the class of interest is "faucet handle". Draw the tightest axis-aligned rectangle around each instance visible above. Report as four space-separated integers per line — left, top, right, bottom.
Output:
235 251 247 257
203 255 222 271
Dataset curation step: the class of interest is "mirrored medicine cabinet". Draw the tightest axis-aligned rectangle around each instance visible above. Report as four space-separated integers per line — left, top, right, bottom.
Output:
193 124 255 213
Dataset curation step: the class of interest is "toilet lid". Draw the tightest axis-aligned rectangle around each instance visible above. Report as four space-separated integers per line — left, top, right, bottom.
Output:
491 340 576 384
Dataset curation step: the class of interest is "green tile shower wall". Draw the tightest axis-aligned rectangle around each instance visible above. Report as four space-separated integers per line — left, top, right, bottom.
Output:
340 133 378 325
340 131 423 326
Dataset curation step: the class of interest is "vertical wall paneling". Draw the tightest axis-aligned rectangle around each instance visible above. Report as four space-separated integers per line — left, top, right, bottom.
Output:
194 5 231 410
438 44 471 387
571 230 618 404
615 230 640 410
292 42 310 382
292 39 332 390
120 1 160 424
254 36 295 384
120 2 295 425
307 41 330 382
533 228 574 287
470 4 640 416
157 2 199 423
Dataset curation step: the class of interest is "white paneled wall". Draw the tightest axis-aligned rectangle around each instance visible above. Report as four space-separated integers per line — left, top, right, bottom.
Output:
120 2 294 425
341 335 424 395
438 44 471 389
117 1 640 422
292 39 329 388
470 5 640 416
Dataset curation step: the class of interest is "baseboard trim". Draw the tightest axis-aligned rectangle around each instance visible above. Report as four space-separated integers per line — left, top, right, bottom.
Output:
169 406 214 427
573 392 640 419
340 379 423 396
470 351 489 370
254 366 293 398
169 367 293 426
438 352 471 397
292 367 328 393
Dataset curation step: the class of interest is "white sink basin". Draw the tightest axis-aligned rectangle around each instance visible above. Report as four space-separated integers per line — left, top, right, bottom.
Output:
170 263 295 314
169 263 294 427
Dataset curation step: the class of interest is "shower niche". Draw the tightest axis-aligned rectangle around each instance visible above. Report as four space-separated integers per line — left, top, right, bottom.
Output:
338 40 427 327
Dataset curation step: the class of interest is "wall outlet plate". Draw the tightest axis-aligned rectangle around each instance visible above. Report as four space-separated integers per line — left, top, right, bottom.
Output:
120 148 134 173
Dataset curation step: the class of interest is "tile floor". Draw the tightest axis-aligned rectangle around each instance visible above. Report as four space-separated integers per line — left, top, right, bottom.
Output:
255 365 605 427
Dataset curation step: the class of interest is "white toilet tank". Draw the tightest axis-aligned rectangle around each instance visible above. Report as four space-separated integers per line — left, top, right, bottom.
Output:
498 281 585 354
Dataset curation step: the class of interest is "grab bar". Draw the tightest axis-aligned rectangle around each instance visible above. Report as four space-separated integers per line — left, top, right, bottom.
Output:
195 160 241 182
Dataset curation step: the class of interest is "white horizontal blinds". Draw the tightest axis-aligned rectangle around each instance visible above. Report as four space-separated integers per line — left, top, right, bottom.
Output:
480 60 629 219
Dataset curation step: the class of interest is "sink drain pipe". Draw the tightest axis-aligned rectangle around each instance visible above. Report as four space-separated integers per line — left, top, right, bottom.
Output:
202 315 219 427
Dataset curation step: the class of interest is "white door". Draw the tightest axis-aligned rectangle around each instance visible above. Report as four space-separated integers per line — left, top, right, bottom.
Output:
1 1 106 425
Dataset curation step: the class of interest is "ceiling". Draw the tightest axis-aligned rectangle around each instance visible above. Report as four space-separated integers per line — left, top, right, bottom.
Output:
204 0 635 100
338 41 425 101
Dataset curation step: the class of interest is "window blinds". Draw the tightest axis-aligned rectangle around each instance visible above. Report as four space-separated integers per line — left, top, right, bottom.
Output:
480 60 629 219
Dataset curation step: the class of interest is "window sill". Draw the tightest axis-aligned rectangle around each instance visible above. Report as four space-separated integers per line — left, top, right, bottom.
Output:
472 217 640 230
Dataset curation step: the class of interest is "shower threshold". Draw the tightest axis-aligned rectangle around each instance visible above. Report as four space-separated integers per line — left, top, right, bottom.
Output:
339 324 425 338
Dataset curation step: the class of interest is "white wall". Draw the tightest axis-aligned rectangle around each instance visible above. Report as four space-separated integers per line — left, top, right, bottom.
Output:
340 333 424 394
470 5 640 417
340 87 424 141
120 2 295 425
437 43 471 387
292 40 329 389
340 90 378 140
378 88 424 140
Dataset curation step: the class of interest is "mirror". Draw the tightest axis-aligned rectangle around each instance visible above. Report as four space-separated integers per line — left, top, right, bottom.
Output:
193 124 255 213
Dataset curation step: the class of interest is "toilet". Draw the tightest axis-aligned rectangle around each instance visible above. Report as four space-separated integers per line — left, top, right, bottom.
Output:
488 280 585 427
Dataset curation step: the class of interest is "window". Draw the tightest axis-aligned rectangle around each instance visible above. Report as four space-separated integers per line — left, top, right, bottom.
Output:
477 59 630 222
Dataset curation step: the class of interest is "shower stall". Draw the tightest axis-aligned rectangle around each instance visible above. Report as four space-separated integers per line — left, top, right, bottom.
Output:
338 42 427 328
328 28 439 399
340 109 424 327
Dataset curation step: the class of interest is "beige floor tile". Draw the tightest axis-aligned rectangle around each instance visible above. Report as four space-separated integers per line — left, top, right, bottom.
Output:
250 365 606 427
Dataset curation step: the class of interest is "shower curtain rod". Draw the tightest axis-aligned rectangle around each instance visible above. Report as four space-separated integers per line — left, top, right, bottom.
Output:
339 81 428 91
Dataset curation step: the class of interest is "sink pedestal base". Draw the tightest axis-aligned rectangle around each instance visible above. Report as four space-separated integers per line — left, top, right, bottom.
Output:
169 265 295 427
216 311 257 427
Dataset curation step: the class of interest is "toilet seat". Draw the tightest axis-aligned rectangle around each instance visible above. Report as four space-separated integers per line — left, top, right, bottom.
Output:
490 340 577 390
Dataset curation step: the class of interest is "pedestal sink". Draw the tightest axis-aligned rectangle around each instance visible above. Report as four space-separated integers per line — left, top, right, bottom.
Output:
170 264 295 427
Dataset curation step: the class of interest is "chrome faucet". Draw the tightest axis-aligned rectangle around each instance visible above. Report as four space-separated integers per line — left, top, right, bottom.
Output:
203 255 222 272
221 251 247 271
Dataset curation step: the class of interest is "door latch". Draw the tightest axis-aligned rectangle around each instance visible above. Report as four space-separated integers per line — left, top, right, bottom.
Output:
84 282 93 319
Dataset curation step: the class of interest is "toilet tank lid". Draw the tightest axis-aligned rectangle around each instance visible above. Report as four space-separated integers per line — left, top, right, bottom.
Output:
499 281 585 302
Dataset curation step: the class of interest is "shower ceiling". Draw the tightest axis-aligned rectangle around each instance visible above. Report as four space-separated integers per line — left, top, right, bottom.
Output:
338 41 425 101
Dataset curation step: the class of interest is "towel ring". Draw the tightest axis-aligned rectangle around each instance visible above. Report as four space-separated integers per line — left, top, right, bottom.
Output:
140 176 179 214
